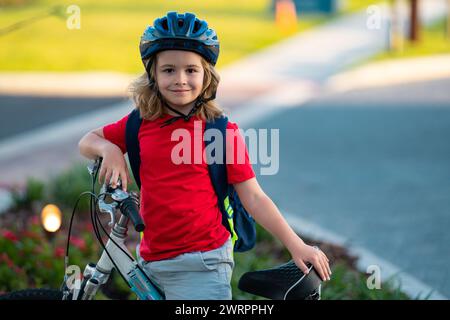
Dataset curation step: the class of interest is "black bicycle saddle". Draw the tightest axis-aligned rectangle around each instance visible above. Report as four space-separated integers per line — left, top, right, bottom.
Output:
238 260 322 300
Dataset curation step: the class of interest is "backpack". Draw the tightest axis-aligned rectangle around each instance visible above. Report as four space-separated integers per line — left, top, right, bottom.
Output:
125 109 256 252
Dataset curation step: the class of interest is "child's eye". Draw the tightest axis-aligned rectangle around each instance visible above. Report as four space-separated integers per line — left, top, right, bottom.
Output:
163 68 174 73
187 68 197 73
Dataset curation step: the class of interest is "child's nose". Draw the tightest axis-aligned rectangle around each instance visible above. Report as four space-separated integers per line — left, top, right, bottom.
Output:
175 71 187 85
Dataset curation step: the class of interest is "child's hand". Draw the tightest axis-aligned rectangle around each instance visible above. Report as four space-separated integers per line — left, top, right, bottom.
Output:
98 144 132 191
291 242 332 282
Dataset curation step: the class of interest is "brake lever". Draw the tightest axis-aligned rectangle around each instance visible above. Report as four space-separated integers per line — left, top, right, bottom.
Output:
110 187 129 202
98 202 116 227
98 180 132 227
98 183 117 227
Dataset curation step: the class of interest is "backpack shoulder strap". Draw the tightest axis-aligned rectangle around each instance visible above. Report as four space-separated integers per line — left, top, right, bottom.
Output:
205 115 229 201
125 108 143 189
205 116 241 249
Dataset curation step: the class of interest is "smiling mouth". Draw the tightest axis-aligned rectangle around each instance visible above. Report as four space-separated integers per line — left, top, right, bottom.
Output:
171 90 190 93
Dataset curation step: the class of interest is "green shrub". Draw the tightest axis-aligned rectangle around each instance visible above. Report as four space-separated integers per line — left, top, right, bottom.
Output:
0 215 98 293
11 177 45 211
46 162 95 213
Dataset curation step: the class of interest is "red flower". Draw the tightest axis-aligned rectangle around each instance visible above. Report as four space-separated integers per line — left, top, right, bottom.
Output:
29 215 40 226
13 265 25 275
54 247 65 258
21 230 42 241
70 236 87 251
0 253 14 268
33 247 44 254
2 230 18 242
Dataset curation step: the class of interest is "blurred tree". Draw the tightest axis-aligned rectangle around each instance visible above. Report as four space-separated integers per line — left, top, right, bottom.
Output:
409 0 420 42
389 0 424 50
447 0 450 39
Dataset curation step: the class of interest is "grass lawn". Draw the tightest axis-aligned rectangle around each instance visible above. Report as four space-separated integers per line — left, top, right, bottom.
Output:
0 0 322 73
371 17 450 62
0 0 380 73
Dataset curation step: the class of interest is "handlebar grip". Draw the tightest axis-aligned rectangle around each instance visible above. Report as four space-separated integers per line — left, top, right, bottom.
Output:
119 193 145 232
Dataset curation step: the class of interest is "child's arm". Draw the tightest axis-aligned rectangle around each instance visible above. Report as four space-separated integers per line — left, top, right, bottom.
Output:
78 128 131 191
234 177 332 282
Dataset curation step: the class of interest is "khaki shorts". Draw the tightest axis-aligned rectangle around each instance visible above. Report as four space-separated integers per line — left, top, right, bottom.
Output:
137 237 234 300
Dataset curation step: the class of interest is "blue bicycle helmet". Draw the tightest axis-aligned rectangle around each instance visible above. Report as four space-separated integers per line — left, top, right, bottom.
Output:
139 12 220 69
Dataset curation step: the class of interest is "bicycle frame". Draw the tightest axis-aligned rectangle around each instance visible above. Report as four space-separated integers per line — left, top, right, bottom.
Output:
62 158 165 301
64 212 164 300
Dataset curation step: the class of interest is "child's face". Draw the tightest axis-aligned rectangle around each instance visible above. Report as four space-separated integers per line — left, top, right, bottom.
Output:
155 50 204 110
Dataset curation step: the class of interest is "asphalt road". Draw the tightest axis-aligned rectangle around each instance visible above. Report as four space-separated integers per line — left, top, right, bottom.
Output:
253 78 450 298
0 95 126 140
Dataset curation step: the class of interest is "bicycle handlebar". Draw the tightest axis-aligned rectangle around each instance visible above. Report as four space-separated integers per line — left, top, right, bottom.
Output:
118 193 145 232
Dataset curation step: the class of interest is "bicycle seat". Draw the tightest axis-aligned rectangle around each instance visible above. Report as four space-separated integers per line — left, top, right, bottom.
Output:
238 260 322 300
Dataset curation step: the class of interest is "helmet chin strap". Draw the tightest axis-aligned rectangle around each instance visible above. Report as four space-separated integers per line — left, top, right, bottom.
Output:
159 92 216 128
160 101 198 127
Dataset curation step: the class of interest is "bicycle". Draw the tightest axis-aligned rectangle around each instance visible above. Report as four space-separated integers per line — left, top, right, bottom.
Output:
0 158 322 300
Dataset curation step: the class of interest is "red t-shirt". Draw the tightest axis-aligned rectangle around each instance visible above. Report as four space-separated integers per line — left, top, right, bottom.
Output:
103 112 255 261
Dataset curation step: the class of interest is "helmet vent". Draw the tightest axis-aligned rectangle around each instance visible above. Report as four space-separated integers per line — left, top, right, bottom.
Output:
139 12 220 66
161 18 168 31
193 20 201 33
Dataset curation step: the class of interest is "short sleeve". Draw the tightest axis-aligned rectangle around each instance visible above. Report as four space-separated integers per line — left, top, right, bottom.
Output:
226 121 256 184
102 114 129 154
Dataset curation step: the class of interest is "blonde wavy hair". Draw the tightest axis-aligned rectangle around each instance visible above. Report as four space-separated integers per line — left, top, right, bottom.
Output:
128 54 223 122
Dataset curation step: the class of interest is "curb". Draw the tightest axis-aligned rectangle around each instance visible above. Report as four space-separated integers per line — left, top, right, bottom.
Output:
283 210 449 300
